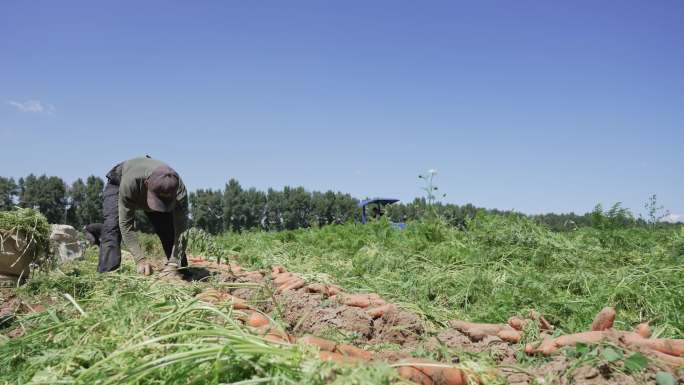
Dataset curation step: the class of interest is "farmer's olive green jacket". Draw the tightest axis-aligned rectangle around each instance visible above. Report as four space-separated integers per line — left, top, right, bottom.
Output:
118 157 188 263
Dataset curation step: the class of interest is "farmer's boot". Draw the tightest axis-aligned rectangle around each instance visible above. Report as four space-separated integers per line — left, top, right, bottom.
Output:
159 263 184 281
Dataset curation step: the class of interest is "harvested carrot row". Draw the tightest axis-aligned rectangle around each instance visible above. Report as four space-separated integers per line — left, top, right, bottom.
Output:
590 307 615 331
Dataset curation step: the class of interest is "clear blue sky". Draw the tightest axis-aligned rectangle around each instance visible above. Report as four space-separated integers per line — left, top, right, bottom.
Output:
1 1 682 219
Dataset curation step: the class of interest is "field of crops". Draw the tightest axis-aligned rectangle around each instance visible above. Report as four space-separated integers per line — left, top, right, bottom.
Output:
2 213 683 385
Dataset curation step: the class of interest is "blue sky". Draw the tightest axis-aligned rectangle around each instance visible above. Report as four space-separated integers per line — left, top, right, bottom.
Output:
1 1 682 219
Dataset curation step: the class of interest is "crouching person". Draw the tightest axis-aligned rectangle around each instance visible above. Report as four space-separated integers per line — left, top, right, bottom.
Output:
99 156 188 279
83 223 103 246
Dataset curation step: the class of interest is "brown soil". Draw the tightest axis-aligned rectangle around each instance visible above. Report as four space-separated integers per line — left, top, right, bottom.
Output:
1 288 54 339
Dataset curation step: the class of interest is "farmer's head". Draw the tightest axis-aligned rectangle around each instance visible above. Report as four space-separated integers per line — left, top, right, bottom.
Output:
146 166 179 212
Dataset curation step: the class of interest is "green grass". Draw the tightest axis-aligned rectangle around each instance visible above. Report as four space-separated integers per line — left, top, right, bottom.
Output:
214 213 684 337
2 213 682 384
0 251 396 385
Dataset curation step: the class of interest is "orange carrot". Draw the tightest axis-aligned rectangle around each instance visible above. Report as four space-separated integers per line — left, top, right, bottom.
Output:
621 333 684 357
195 288 222 303
528 310 553 331
339 293 384 308
318 351 359 364
525 331 608 355
397 358 469 385
298 335 337 352
450 320 515 341
634 322 652 338
263 330 295 343
326 285 342 296
273 273 296 285
277 278 306 293
591 307 616 331
271 265 287 275
225 294 250 310
397 366 434 385
246 311 270 328
507 316 527 331
646 349 684 367
305 283 327 294
498 329 523 343
334 343 374 361
450 320 510 335
242 271 264 280
366 304 396 319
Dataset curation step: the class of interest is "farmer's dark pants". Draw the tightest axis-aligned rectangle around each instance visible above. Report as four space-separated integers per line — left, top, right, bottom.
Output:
98 164 187 273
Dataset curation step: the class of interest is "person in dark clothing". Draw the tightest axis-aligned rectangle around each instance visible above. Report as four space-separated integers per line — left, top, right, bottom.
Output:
99 157 188 278
83 223 103 246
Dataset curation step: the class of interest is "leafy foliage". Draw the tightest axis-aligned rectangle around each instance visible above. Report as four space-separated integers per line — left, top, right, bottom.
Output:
217 214 684 336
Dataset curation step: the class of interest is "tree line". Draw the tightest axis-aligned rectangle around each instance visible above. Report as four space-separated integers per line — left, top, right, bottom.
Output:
1 175 679 234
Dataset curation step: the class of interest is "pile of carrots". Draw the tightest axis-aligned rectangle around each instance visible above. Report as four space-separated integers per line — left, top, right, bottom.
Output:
524 306 684 366
450 306 684 367
450 309 553 344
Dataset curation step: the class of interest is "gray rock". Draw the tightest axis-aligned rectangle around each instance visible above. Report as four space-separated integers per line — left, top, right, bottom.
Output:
49 224 83 263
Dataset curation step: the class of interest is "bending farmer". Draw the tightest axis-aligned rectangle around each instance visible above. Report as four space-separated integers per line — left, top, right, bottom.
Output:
99 157 188 278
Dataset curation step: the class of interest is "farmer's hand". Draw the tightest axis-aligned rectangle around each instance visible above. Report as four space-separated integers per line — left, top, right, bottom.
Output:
136 260 153 276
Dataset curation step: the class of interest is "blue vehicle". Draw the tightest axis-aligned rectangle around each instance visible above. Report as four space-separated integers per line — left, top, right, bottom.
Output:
358 198 406 229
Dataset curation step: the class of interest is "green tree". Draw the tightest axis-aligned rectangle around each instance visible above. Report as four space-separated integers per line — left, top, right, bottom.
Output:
81 175 105 224
66 178 87 226
223 179 244 232
190 188 224 234
0 177 18 211
19 174 68 223
241 188 266 229
643 194 669 229
264 188 284 231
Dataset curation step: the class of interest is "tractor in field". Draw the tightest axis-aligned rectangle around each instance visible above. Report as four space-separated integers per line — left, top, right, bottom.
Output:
358 198 406 229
